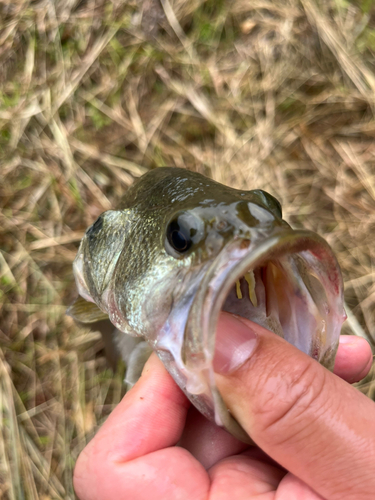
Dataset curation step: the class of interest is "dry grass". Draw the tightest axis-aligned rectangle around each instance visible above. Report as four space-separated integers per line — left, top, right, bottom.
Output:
1 0 374 497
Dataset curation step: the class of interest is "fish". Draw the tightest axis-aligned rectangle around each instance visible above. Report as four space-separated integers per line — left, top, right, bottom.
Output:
68 167 346 443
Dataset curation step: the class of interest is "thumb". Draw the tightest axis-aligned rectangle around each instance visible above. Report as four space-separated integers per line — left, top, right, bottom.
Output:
214 312 375 500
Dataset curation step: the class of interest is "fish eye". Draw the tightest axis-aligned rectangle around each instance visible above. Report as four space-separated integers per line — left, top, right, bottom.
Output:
167 220 192 253
165 211 204 256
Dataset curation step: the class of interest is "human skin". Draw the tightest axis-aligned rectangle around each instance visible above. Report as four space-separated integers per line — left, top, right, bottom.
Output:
73 313 374 500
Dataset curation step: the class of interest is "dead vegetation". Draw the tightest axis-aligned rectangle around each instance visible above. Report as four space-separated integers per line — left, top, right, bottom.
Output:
0 0 374 498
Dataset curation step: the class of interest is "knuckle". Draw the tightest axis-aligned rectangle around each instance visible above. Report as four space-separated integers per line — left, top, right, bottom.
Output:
253 355 328 446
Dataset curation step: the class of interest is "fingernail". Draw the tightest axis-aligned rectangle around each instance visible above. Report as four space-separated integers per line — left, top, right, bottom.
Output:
214 313 258 374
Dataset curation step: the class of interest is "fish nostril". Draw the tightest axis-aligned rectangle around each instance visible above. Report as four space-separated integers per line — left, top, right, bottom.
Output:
215 219 228 231
239 239 251 250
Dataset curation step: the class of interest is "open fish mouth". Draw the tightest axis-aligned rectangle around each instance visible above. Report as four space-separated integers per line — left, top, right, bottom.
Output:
157 229 345 443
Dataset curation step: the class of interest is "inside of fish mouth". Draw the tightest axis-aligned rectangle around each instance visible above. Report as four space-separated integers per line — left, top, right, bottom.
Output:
220 256 328 354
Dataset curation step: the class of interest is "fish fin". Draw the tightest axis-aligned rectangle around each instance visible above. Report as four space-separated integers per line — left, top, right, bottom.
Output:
124 341 153 389
67 296 108 323
95 321 121 370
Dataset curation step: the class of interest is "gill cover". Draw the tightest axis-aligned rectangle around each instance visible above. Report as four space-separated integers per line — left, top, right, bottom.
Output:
69 210 134 330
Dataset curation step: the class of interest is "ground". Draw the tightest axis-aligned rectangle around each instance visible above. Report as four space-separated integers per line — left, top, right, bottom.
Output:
0 0 374 498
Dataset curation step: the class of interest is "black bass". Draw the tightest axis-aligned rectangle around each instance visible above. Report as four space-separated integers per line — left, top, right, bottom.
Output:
68 167 345 443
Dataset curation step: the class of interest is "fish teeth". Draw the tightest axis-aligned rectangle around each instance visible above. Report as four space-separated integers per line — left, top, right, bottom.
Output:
235 280 243 299
245 271 258 307
235 270 258 307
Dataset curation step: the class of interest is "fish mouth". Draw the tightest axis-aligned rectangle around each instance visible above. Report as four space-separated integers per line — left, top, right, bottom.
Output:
180 229 345 443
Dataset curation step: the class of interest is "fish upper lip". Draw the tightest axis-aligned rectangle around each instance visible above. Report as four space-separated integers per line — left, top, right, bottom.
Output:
180 227 345 442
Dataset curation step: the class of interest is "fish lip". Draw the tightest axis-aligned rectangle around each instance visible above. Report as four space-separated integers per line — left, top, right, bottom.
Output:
182 227 345 442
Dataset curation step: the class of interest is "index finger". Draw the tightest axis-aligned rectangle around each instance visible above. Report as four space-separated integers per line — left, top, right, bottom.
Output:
90 353 190 462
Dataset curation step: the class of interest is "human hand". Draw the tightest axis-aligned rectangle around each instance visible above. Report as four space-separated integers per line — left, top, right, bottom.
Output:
73 313 374 500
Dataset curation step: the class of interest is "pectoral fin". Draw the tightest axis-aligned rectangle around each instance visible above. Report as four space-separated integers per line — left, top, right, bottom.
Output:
67 296 108 324
124 341 153 389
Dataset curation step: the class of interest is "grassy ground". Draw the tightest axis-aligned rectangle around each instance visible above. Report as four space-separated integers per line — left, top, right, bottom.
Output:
1 0 374 498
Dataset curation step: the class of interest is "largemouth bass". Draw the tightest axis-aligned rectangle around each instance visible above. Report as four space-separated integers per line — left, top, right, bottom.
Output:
68 167 345 443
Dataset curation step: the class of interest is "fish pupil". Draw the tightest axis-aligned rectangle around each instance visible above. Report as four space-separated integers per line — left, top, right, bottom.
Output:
167 219 192 253
170 230 189 251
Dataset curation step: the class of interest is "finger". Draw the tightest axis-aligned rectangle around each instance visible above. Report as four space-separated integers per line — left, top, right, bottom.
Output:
179 405 249 469
86 352 190 461
75 445 209 500
214 312 375 500
334 335 373 383
209 453 323 500
208 454 284 499
179 333 373 470
276 473 326 500
209 449 324 500
74 353 210 500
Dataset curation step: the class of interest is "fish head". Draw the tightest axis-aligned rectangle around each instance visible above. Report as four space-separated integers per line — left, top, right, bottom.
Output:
71 168 346 442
